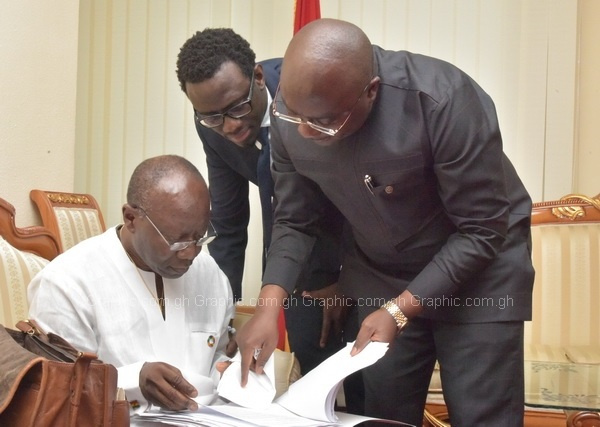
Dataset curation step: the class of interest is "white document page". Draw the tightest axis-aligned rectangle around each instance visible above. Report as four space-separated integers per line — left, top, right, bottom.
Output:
276 341 389 422
217 351 276 409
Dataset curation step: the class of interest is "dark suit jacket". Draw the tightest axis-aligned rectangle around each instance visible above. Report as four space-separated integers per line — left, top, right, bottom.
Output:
197 58 342 300
264 47 534 322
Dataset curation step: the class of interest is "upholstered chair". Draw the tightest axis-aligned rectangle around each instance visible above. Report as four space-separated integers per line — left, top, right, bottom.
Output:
30 189 106 253
0 197 59 328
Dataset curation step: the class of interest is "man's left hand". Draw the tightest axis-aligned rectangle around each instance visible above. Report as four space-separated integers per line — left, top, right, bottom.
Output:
350 307 398 356
302 282 350 348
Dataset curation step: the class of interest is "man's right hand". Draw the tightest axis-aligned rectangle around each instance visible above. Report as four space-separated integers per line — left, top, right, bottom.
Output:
139 361 198 411
235 284 287 386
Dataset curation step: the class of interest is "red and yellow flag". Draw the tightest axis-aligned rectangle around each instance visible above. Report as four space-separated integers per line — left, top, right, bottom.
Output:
293 0 321 34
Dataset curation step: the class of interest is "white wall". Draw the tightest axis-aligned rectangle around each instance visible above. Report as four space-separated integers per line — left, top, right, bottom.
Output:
576 0 600 196
0 0 79 226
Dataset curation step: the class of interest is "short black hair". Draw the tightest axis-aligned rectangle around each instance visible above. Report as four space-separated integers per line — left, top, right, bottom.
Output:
176 28 256 93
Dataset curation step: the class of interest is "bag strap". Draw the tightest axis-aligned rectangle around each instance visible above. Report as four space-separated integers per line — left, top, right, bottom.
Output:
16 319 79 362
16 319 46 338
68 352 98 426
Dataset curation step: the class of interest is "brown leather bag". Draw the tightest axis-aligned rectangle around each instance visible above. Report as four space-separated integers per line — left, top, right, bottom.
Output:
0 320 130 426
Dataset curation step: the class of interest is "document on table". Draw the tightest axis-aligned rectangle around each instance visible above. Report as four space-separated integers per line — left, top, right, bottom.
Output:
135 341 415 426
137 402 415 427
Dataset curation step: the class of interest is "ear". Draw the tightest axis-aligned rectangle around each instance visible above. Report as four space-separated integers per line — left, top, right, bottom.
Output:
122 203 138 230
366 76 380 103
253 64 266 89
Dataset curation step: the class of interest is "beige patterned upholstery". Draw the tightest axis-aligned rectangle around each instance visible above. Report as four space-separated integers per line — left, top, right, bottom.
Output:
0 236 48 327
30 189 106 253
525 193 600 363
52 206 104 250
0 197 58 328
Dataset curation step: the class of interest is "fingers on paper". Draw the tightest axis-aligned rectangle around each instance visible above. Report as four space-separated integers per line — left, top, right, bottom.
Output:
239 346 257 387
155 383 198 411
351 326 374 356
141 362 198 411
160 373 198 411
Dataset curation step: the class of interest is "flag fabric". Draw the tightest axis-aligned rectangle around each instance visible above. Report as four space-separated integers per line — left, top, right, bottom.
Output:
293 0 321 34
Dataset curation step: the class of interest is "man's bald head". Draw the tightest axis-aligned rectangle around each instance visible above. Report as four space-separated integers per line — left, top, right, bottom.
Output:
127 154 208 214
282 19 373 94
278 19 378 142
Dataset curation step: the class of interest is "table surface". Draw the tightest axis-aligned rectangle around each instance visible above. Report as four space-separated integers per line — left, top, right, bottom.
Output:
524 360 600 411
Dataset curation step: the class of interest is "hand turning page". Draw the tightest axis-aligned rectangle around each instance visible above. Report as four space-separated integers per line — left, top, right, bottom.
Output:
217 350 277 409
136 341 415 427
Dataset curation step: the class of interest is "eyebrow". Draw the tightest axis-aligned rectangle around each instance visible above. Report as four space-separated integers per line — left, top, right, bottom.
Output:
283 102 342 123
277 91 346 122
196 92 249 117
196 73 254 117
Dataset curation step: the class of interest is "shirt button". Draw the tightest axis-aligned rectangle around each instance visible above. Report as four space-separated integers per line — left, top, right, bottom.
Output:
385 185 394 194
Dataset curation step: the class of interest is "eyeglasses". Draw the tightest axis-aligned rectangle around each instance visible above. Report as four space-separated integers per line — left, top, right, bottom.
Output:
194 70 255 128
138 207 217 251
272 81 370 136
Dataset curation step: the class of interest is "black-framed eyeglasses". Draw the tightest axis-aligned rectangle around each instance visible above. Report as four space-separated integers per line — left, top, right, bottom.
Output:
194 70 255 128
137 207 217 251
271 81 371 136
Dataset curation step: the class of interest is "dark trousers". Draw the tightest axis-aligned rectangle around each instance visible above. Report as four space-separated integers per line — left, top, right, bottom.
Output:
358 311 525 427
285 295 365 415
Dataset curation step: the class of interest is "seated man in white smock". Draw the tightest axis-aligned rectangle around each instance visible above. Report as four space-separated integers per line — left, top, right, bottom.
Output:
28 154 234 416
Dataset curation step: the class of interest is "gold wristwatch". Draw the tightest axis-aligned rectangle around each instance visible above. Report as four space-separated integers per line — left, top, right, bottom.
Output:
382 300 409 333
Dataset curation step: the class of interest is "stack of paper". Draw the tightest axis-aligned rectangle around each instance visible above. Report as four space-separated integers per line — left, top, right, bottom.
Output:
135 341 415 427
275 341 389 423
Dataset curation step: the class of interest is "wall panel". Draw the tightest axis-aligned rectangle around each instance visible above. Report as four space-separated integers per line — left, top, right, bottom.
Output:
576 0 600 197
544 1 578 198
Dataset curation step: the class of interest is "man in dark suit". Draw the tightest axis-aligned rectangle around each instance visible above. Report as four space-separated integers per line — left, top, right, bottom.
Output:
175 29 363 411
236 19 535 426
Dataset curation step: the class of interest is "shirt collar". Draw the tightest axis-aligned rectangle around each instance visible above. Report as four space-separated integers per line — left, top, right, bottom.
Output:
261 86 273 128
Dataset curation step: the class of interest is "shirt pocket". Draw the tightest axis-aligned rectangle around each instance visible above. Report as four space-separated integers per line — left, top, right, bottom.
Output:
362 162 442 248
189 322 221 347
187 326 222 374
366 167 430 221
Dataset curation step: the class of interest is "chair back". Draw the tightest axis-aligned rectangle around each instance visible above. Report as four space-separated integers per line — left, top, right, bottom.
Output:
0 198 60 261
526 193 600 362
0 197 59 327
30 189 106 253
